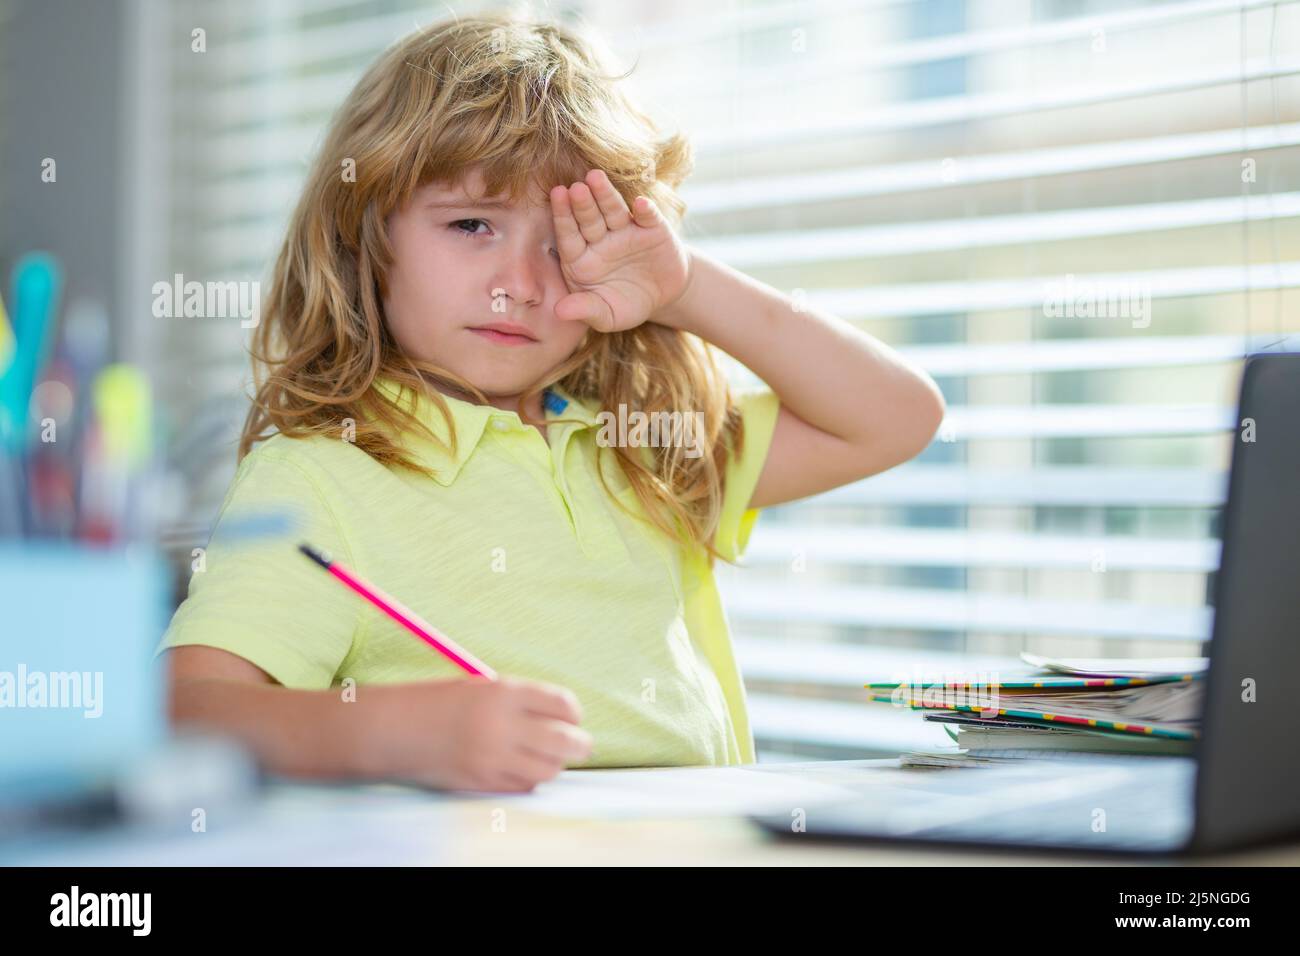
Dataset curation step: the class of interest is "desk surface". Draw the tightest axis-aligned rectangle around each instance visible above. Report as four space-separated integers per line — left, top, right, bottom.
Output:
436 758 1300 866
11 759 1300 866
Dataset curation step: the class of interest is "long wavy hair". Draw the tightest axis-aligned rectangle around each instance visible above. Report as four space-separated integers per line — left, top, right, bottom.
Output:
240 12 750 567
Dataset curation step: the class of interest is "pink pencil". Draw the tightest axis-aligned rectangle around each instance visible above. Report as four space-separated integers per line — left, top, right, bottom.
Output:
299 542 497 680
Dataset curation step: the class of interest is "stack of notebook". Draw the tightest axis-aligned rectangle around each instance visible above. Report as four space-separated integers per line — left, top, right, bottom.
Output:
863 652 1207 767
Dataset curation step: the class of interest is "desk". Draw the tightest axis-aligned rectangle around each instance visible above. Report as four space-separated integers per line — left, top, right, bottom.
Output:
10 759 1300 866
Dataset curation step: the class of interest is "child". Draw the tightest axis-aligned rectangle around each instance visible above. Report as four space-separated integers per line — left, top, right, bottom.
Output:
158 14 945 793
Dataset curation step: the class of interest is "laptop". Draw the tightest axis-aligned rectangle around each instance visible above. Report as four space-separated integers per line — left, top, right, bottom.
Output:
750 352 1300 857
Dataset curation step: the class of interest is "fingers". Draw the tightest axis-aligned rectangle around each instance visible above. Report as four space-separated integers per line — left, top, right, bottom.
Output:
586 168 632 230
497 770 542 792
489 720 591 792
549 184 587 262
521 718 594 764
515 679 585 724
555 291 614 331
511 746 568 781
631 194 662 227
567 180 607 243
549 170 636 252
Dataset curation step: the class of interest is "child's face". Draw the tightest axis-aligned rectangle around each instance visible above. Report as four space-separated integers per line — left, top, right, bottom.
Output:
382 166 588 401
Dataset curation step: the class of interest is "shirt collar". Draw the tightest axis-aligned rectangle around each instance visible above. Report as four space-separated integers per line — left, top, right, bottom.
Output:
372 374 601 486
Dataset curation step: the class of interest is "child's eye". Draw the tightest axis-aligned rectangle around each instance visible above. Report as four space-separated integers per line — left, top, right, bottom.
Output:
450 218 490 237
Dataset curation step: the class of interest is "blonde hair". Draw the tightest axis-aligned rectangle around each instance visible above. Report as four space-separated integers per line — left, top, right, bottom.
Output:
240 12 750 566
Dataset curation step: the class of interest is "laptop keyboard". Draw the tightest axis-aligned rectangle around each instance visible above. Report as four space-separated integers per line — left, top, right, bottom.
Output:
924 780 1194 850
799 757 1197 852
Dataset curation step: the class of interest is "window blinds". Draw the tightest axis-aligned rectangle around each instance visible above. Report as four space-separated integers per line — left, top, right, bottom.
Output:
144 0 1300 759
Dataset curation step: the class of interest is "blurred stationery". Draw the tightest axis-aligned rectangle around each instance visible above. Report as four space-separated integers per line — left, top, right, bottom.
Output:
78 363 156 542
0 543 266 838
0 253 63 537
864 651 1207 767
0 251 175 544
0 284 13 372
0 545 167 797
26 298 111 538
0 252 63 453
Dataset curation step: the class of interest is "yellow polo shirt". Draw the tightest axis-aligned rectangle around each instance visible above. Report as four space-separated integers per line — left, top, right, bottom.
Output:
154 375 780 768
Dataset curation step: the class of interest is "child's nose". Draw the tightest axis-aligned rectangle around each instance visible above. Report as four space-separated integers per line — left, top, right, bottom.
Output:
494 245 552 307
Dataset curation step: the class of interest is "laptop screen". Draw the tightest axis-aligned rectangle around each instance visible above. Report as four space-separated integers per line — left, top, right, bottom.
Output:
1194 353 1300 851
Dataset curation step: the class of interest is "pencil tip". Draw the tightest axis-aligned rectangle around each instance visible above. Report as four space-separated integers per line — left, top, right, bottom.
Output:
298 542 331 568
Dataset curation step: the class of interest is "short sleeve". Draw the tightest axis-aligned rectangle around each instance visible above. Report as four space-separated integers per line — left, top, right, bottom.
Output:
153 446 362 688
713 387 781 563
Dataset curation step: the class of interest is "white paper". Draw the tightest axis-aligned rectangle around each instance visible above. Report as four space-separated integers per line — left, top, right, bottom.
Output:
462 764 867 819
1020 652 1209 677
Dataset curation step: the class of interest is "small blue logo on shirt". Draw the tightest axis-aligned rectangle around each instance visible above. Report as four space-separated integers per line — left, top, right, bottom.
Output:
543 389 568 414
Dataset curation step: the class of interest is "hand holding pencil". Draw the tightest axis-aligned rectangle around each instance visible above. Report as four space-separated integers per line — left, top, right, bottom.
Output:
299 542 593 791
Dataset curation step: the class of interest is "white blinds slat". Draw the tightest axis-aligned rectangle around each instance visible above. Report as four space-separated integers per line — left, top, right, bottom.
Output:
743 526 1219 572
719 583 1213 641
